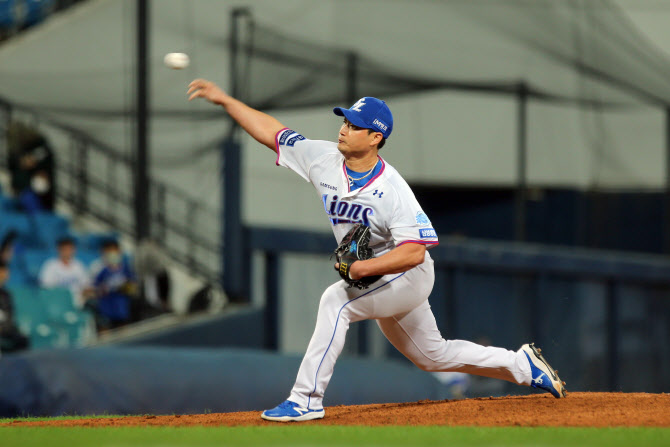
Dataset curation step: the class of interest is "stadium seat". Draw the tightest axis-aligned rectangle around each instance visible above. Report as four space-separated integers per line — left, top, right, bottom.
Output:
8 285 50 334
0 211 69 249
29 322 63 349
0 212 32 245
29 212 69 248
38 288 76 320
0 0 22 28
8 286 95 349
19 248 53 284
6 265 29 287
24 0 55 27
77 249 100 269
0 195 18 211
74 232 120 252
38 288 95 347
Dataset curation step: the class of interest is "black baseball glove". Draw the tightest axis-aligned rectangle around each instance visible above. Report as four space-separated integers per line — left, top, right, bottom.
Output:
333 223 382 289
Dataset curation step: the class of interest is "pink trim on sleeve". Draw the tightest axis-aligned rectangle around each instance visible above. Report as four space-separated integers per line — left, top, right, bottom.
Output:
274 127 290 166
396 240 439 249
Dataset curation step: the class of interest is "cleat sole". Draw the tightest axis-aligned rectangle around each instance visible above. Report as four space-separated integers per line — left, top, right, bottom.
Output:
528 343 568 398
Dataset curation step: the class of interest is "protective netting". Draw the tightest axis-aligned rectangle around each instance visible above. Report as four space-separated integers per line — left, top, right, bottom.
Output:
0 0 669 219
237 0 670 111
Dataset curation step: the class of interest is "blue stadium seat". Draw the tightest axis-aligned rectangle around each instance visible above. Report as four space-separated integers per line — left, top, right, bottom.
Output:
8 285 49 335
38 288 76 320
6 264 29 287
0 212 32 245
8 286 95 349
74 232 120 251
29 212 69 248
0 0 22 28
77 249 100 268
0 211 69 249
0 195 18 211
38 288 94 347
28 322 64 349
24 0 55 27
19 248 53 284
50 317 94 348
0 0 55 29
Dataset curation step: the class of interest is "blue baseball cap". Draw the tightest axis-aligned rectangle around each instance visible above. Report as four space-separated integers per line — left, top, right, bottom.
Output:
333 97 393 139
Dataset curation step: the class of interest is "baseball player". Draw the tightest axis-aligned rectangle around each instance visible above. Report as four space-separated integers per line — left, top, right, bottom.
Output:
188 79 567 422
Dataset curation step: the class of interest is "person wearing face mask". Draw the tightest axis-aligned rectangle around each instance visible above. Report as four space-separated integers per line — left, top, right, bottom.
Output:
18 170 52 213
89 239 138 331
7 121 55 212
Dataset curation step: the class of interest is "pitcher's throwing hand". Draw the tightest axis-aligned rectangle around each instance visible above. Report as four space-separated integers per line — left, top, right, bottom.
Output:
187 79 228 105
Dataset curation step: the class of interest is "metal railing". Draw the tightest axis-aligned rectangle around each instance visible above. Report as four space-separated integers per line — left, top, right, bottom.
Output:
0 99 221 284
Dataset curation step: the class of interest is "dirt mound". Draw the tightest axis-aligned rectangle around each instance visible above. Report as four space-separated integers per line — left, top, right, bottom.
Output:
4 392 669 428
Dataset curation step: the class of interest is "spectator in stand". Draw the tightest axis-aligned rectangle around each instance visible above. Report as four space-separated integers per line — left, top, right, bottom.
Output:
7 121 56 211
39 236 93 308
90 240 138 330
0 261 30 353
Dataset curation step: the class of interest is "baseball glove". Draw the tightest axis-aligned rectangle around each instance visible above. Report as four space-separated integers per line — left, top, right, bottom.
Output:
333 223 382 289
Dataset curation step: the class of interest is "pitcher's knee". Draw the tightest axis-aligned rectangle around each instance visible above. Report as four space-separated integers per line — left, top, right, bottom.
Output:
407 343 454 372
411 358 441 372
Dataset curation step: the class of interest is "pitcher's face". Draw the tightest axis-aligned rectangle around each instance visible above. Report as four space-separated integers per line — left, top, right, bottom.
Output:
337 119 382 156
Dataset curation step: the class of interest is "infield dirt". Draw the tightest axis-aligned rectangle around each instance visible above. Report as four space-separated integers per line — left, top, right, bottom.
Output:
4 392 669 428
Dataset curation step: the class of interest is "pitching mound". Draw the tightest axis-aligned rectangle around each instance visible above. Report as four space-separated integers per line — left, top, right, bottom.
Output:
5 392 669 428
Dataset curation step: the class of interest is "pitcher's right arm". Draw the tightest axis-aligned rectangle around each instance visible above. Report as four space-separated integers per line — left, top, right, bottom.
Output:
188 78 284 151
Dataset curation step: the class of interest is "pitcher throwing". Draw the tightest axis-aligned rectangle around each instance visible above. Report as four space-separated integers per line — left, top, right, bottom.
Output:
187 79 567 422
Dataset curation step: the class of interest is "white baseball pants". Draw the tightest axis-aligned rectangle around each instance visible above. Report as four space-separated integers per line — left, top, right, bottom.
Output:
288 256 533 410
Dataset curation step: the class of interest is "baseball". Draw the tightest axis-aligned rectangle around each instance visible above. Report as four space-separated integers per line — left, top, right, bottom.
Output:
163 52 190 69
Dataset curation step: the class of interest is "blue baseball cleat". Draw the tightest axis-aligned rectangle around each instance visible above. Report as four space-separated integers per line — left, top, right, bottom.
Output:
520 343 567 398
261 400 325 422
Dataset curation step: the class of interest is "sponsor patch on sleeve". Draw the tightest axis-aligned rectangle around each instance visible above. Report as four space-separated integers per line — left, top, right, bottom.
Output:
278 129 293 145
419 228 437 239
286 134 306 147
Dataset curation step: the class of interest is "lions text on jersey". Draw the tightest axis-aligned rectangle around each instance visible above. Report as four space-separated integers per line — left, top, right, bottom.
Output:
275 128 439 255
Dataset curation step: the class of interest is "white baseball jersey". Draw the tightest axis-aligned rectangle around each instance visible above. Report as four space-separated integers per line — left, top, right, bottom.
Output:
39 258 90 307
274 128 439 255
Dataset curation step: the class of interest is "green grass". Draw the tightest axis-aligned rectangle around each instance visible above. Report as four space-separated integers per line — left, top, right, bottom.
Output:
0 426 668 447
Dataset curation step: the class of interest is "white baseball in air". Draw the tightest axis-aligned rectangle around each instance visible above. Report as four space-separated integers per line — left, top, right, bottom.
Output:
163 52 190 69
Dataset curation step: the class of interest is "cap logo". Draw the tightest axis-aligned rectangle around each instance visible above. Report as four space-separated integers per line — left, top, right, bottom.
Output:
372 119 388 132
351 98 366 112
